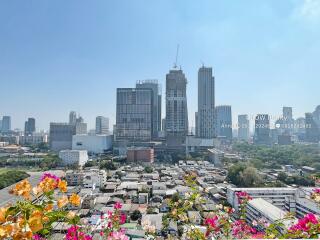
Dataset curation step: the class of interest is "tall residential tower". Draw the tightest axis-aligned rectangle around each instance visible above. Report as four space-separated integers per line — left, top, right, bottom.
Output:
165 69 188 148
196 66 215 139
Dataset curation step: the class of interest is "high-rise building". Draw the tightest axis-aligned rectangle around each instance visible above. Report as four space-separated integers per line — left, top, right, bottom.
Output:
281 107 294 135
1 116 11 133
96 116 109 135
305 113 319 143
165 69 189 147
50 123 76 152
312 105 320 138
215 106 232 141
238 114 249 141
196 66 215 138
136 80 162 138
69 111 77 125
75 116 87 134
116 88 153 141
24 118 36 135
0 119 2 133
254 114 271 145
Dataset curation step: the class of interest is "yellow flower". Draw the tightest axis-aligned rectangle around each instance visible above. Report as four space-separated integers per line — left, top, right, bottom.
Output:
58 180 67 193
0 225 9 238
66 211 76 219
28 211 43 233
12 229 33 240
44 203 54 212
0 207 7 224
32 186 43 196
10 180 32 200
38 177 56 193
57 195 69 208
69 193 81 206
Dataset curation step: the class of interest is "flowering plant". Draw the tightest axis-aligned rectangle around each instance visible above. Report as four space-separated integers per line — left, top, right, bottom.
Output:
99 202 128 240
0 173 81 239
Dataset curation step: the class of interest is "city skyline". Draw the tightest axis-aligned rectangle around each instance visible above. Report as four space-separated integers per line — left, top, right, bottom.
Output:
1 0 320 130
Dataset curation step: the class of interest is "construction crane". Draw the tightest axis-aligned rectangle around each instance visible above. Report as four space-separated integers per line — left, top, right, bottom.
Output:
173 44 179 69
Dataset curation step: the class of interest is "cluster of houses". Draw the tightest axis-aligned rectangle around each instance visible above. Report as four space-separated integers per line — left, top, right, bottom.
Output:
49 161 231 239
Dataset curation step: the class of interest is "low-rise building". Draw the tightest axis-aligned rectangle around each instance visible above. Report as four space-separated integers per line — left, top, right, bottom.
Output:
59 150 88 166
83 169 107 189
65 170 85 186
227 187 296 211
246 198 296 232
127 147 154 163
72 134 112 154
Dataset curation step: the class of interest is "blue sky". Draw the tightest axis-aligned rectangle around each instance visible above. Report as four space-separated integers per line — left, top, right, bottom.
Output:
1 0 320 131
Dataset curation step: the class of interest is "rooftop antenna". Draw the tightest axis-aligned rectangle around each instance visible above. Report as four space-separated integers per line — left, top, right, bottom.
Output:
201 61 205 67
173 44 179 69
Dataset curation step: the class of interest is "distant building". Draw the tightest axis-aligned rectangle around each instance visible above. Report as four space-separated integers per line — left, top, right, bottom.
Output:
83 169 107 188
1 116 11 133
313 105 320 128
305 113 319 143
116 88 153 141
227 187 296 212
276 107 294 136
72 134 112 154
294 117 306 141
136 80 162 138
59 149 88 166
75 117 87 134
186 136 214 154
65 170 84 186
215 106 232 141
20 133 48 145
208 148 224 167
49 123 76 151
278 134 292 145
254 114 270 145
246 198 296 232
165 69 189 148
285 188 320 218
95 116 109 135
238 114 249 141
127 147 154 163
24 118 36 135
196 66 215 139
69 111 77 125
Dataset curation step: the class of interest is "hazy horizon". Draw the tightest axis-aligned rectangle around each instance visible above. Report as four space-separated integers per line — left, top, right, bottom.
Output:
1 0 320 131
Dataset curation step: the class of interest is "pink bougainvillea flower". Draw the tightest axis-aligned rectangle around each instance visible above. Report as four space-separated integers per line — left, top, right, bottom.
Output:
114 202 122 210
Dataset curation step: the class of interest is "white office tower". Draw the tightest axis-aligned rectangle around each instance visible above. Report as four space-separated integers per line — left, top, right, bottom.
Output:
165 69 189 148
196 66 215 138
96 116 109 135
59 150 88 166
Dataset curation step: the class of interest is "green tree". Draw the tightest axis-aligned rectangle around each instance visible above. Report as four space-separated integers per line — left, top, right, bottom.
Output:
227 163 246 186
239 167 263 187
130 210 142 221
144 166 153 173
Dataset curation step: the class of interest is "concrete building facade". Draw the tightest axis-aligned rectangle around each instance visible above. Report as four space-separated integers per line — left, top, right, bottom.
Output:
95 116 109 135
116 88 153 141
165 69 189 148
72 134 112 154
136 80 162 139
59 149 88 166
196 66 215 139
215 106 232 141
238 114 249 141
